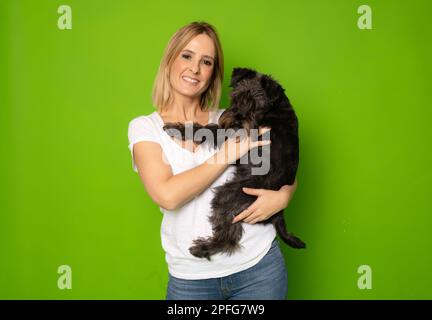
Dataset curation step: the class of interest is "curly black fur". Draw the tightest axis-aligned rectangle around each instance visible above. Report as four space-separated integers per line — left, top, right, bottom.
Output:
163 67 306 260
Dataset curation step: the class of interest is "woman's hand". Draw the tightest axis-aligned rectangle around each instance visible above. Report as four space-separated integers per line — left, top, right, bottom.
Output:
232 179 298 224
211 127 271 165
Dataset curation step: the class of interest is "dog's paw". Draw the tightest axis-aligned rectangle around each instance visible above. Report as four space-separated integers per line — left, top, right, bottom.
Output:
163 122 186 139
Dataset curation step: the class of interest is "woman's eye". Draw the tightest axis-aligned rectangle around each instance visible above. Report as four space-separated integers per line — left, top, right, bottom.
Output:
181 54 191 60
202 60 212 66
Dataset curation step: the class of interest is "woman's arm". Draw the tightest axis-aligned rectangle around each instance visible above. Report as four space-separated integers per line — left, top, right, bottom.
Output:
133 128 271 211
133 141 227 210
232 179 298 224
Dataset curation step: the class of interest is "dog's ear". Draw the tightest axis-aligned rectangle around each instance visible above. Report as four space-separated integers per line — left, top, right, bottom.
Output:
261 74 284 100
230 67 257 87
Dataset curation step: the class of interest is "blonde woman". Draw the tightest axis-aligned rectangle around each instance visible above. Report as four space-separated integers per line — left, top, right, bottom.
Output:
128 22 298 300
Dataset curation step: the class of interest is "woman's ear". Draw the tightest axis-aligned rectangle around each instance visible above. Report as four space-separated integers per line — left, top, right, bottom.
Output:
230 67 257 87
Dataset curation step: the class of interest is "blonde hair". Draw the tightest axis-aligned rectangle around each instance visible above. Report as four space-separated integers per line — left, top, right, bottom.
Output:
152 21 224 112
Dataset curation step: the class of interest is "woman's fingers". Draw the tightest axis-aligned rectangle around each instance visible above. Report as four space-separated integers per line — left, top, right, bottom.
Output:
251 139 271 149
244 211 262 224
233 210 262 224
252 126 271 149
248 217 262 225
221 127 271 163
232 207 253 223
258 126 271 136
232 201 260 223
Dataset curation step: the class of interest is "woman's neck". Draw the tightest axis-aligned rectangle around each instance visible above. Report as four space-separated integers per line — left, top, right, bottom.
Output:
163 94 205 122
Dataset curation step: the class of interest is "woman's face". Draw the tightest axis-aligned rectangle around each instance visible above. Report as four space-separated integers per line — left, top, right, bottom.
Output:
169 33 216 101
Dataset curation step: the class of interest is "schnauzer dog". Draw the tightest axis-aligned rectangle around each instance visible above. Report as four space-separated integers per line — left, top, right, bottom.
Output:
163 67 306 260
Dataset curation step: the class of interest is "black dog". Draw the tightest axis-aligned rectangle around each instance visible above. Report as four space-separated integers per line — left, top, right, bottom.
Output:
163 67 306 260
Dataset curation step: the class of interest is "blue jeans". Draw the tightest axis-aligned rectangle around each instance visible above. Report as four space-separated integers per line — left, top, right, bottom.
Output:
166 238 288 300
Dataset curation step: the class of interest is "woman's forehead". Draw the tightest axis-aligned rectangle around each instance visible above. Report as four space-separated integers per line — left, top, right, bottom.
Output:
183 34 215 58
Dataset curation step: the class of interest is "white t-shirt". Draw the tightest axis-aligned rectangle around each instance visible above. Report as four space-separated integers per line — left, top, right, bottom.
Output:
127 109 276 280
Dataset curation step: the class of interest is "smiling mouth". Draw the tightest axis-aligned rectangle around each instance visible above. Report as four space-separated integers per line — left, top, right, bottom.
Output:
182 76 200 86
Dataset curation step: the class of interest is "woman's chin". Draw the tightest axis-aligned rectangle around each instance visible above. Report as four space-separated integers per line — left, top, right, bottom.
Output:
176 87 204 99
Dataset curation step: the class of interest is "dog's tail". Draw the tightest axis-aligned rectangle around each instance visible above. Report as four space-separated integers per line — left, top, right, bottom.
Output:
189 223 244 260
273 214 306 249
189 237 242 261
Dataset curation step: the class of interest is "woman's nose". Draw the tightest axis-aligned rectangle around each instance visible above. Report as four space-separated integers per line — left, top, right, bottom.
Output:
190 61 200 74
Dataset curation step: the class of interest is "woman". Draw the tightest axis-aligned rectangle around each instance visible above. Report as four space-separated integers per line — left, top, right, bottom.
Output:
128 21 298 300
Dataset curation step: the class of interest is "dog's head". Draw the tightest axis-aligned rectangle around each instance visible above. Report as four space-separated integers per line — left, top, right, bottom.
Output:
219 67 285 129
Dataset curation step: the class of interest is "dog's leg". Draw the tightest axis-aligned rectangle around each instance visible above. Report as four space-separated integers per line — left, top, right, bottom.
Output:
163 122 203 143
163 122 220 146
193 124 220 147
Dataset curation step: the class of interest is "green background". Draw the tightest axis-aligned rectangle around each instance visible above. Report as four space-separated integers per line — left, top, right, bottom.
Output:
1 0 431 299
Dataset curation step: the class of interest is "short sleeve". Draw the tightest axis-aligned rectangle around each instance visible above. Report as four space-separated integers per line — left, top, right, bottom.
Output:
215 108 226 122
127 116 160 172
